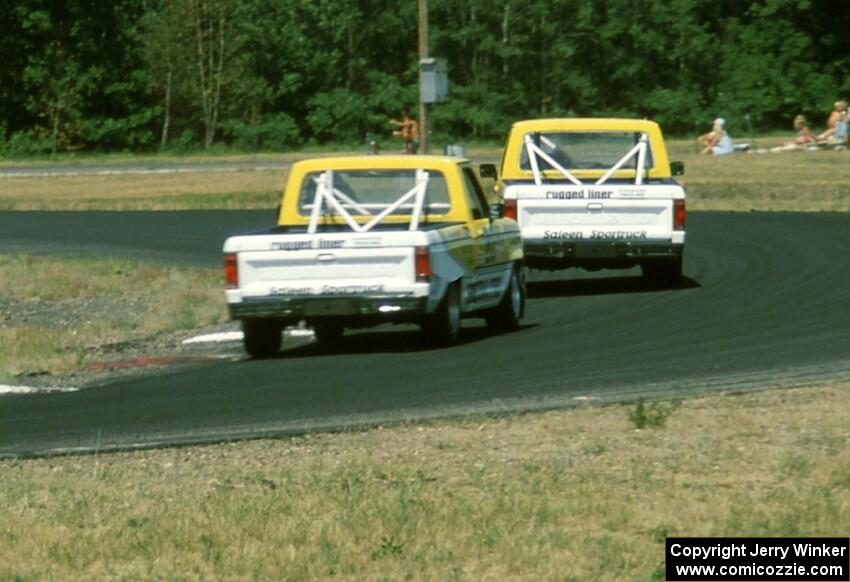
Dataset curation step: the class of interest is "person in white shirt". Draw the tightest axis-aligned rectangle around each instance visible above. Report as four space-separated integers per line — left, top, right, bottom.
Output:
697 117 734 155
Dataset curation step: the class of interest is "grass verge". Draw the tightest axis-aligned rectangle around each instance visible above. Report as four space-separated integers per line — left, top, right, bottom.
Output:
0 148 359 167
2 141 848 212
1 382 848 580
0 171 285 211
0 254 226 381
673 147 850 212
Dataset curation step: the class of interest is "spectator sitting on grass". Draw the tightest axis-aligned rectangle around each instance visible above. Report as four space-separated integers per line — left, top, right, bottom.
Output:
770 115 817 152
697 118 734 155
791 114 816 145
817 101 848 144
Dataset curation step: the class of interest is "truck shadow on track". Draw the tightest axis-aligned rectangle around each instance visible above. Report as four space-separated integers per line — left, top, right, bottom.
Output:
528 274 700 299
273 323 539 359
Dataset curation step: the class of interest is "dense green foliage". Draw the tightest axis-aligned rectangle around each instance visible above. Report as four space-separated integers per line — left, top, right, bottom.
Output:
1 0 848 154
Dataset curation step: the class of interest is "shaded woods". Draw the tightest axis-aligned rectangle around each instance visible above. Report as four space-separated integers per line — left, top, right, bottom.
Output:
1 0 848 153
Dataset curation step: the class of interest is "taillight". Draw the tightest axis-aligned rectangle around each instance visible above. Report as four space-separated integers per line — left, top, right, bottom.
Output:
224 253 238 288
504 198 518 221
415 246 432 282
674 199 686 231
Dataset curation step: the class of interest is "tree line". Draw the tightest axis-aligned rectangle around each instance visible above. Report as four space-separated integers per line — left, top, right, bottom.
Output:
1 0 848 154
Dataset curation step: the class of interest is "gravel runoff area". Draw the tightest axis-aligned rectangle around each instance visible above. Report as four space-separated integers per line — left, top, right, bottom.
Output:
0 292 256 392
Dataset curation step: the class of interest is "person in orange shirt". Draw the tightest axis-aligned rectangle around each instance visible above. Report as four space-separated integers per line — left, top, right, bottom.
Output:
390 109 420 154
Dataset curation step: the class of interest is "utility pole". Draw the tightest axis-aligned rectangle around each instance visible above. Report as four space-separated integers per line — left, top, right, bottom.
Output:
418 0 429 154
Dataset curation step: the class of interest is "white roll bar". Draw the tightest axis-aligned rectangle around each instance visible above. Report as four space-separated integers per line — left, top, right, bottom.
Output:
525 132 649 186
307 169 431 233
524 135 582 186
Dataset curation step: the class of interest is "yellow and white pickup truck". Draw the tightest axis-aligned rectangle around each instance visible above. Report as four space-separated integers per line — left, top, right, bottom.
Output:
482 118 686 283
223 155 525 357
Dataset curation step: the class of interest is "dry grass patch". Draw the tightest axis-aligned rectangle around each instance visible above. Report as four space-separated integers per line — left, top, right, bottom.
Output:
0 170 286 210
0 255 226 380
0 149 391 210
1 382 848 580
478 139 850 212
680 149 850 212
666 138 850 212
0 150 343 168
3 141 849 212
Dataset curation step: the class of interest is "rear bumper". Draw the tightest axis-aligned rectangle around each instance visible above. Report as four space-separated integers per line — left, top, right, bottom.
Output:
228 294 428 321
524 239 683 269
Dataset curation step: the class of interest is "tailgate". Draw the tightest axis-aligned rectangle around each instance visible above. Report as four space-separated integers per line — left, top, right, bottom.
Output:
227 234 419 297
510 183 683 241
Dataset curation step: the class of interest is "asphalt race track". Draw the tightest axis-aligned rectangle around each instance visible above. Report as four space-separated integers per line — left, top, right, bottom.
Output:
2 210 850 457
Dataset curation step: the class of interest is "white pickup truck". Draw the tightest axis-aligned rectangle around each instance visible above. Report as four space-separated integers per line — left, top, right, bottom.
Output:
482 118 686 283
223 155 525 357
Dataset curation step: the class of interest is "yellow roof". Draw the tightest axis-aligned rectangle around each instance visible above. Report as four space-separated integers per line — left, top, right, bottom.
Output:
291 155 468 173
501 117 672 180
508 117 662 133
279 155 472 226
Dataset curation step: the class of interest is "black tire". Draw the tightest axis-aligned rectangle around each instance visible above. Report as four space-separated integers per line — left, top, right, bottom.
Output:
313 321 344 346
641 258 683 287
486 265 525 333
423 281 462 345
242 319 282 358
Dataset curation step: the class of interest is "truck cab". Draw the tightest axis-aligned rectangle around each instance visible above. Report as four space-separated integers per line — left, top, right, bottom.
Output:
223 156 525 357
489 118 686 283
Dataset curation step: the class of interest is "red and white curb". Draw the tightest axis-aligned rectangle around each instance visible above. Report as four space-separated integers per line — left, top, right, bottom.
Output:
181 331 244 344
0 384 79 396
181 328 315 345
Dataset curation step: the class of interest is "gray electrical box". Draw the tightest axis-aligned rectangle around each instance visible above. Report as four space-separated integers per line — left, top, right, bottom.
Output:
419 58 448 104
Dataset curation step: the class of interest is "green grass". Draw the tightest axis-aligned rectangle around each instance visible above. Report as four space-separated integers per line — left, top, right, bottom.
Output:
0 383 847 579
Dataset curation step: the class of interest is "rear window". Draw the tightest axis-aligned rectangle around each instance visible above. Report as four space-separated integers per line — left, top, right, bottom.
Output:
519 131 654 171
297 169 451 216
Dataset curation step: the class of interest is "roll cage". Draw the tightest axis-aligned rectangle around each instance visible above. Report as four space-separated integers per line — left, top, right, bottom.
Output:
523 132 651 186
305 169 436 234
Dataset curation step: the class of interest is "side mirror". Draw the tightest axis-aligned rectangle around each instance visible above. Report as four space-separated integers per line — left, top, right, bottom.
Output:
489 202 505 222
479 163 498 179
670 161 685 176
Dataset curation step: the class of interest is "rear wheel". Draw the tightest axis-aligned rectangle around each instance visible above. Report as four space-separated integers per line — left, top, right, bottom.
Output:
423 281 461 345
641 258 683 286
486 265 525 333
313 321 344 346
242 319 282 358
